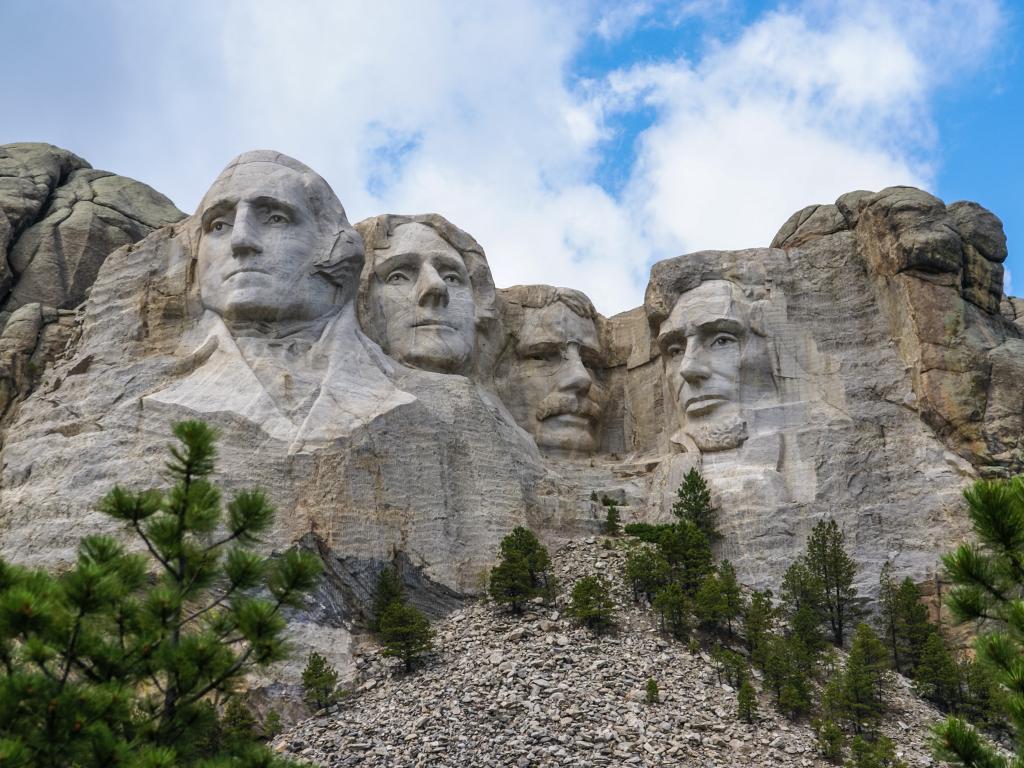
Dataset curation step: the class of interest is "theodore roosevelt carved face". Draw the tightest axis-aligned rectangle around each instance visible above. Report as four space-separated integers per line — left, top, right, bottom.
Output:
657 279 773 452
497 286 606 454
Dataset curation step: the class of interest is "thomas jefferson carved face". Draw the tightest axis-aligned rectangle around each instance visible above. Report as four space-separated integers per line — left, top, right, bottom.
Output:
658 280 766 452
504 300 604 453
368 222 476 373
197 162 344 325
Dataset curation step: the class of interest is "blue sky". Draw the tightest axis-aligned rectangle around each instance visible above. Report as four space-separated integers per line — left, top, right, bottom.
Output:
1 0 1020 313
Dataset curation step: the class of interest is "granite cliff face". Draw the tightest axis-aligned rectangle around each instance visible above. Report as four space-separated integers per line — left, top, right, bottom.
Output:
0 145 1019 678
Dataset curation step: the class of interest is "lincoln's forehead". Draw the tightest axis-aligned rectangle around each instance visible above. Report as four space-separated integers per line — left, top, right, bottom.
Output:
664 280 749 335
519 302 599 348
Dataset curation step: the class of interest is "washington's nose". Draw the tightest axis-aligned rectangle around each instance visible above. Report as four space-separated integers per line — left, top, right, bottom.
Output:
416 264 449 308
679 346 711 383
230 208 263 257
558 345 592 395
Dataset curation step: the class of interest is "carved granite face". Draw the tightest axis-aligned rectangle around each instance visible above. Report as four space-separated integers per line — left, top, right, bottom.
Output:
658 280 756 452
368 222 476 373
505 302 604 453
197 162 343 324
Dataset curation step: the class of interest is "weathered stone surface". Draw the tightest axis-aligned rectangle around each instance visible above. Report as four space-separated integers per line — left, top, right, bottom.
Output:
0 145 1020 693
495 285 607 455
276 539 947 767
1 143 183 312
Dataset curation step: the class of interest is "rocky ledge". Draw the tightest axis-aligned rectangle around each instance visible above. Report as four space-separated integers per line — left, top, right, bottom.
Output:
275 539 948 767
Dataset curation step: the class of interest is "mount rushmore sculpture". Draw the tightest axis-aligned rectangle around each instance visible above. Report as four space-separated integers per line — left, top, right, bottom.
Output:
0 142 1021 672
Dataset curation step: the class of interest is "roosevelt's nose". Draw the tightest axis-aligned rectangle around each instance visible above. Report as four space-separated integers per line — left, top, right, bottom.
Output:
230 207 263 257
558 345 592 395
678 345 711 383
416 263 449 308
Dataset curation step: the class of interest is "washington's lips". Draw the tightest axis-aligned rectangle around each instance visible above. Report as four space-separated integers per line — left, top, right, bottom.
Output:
224 267 270 279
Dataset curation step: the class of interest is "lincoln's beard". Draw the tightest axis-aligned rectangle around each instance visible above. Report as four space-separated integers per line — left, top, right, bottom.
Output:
683 411 748 452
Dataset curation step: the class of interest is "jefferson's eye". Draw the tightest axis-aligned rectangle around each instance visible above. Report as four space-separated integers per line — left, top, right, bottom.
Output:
386 271 410 284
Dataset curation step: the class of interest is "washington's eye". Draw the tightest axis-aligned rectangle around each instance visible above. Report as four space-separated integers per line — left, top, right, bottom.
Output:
211 220 231 233
267 213 289 225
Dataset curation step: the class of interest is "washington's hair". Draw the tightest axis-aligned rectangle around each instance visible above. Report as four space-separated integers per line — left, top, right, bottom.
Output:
189 151 364 301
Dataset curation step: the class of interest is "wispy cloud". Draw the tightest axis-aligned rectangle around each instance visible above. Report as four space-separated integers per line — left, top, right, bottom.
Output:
2 0 1004 314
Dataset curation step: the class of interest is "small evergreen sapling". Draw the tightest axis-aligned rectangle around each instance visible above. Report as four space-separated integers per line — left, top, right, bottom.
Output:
371 566 404 632
301 651 341 710
624 547 669 604
489 557 534 613
603 499 621 536
380 601 434 672
568 576 615 633
737 675 757 724
672 467 718 539
645 678 659 705
653 582 691 640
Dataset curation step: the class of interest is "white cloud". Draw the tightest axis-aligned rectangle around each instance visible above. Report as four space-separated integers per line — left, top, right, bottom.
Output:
19 0 1002 315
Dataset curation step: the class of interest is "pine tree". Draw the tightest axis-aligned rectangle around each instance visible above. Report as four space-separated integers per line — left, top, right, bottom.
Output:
671 467 718 539
743 589 776 666
914 632 960 711
489 557 535 612
893 578 933 672
816 717 846 763
718 560 743 637
933 475 1024 767
653 582 691 639
694 572 727 633
878 561 903 672
781 560 826 654
657 520 713 597
568 576 615 633
738 675 757 723
603 499 621 536
624 547 670 603
845 735 908 768
301 651 341 710
803 519 860 646
0 420 318 766
221 697 259 750
380 601 434 672
761 634 813 719
645 678 659 704
841 624 890 735
371 566 405 632
263 708 284 739
499 527 552 588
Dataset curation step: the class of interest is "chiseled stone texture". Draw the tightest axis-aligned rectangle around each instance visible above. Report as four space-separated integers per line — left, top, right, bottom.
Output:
0 153 557 618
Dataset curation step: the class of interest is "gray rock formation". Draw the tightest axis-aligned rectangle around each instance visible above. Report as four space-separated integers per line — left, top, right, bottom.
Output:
0 143 184 427
0 144 1020 685
495 285 608 456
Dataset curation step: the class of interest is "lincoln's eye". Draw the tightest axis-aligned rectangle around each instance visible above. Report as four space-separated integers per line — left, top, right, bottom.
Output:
443 273 463 285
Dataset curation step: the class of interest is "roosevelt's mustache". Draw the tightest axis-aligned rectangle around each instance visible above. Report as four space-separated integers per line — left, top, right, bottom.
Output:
535 393 603 422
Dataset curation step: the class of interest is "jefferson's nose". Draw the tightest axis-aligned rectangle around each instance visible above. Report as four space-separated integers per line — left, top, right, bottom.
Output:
679 345 711 383
558 345 592 395
230 208 263 257
416 264 449 308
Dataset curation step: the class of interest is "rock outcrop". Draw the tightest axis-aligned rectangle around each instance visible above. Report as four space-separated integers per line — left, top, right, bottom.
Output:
0 143 184 425
275 538 948 767
0 145 1020 687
